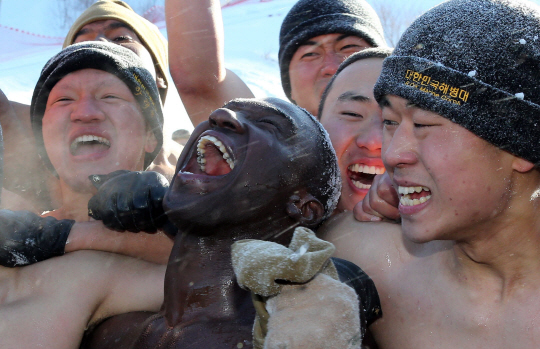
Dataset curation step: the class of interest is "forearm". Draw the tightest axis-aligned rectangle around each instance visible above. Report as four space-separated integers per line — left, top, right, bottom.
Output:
67 221 173 264
0 95 57 211
165 0 253 125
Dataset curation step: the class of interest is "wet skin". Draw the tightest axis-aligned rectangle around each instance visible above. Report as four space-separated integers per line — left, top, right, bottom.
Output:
81 98 327 349
43 69 156 194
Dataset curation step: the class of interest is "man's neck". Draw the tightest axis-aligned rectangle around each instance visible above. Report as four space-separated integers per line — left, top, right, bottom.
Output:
162 218 295 326
449 192 540 298
52 181 94 221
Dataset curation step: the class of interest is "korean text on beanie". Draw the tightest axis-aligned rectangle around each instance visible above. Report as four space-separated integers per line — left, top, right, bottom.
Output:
374 0 540 166
31 41 164 174
279 0 387 101
63 0 169 101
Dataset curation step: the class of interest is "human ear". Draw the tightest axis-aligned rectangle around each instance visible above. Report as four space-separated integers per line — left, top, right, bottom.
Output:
144 130 158 154
512 157 535 173
156 75 167 89
286 191 325 227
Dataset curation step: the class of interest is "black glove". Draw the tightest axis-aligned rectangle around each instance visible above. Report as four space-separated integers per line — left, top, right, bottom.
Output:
0 210 74 267
88 170 169 233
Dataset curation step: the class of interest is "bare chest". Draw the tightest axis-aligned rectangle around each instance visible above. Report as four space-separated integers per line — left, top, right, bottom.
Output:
370 274 540 349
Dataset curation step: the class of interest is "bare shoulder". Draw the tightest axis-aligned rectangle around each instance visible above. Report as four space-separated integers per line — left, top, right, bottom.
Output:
319 212 407 271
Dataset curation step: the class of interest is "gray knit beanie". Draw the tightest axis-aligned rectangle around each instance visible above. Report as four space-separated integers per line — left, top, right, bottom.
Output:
279 0 387 101
31 41 164 174
374 0 540 166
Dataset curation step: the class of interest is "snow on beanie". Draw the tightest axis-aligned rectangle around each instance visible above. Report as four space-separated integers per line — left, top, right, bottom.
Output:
374 0 540 166
279 0 387 101
63 0 169 101
31 41 164 174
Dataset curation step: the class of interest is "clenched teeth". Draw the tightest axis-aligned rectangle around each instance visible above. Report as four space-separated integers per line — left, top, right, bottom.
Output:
398 186 432 206
196 135 234 172
398 186 430 195
348 164 385 175
70 135 110 152
352 180 371 190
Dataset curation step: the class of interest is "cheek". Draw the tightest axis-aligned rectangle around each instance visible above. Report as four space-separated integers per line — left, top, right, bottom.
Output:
289 62 316 88
321 118 350 159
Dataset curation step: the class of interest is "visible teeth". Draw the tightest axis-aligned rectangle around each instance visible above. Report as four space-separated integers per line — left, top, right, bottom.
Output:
352 180 371 189
398 186 428 195
196 135 235 172
397 186 432 206
399 195 432 206
70 135 110 151
348 164 385 175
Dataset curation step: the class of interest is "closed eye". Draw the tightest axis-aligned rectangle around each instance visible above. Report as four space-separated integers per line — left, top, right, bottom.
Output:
112 36 134 43
341 111 363 118
383 119 398 126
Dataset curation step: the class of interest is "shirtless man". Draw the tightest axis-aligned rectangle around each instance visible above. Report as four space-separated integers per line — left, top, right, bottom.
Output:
0 45 167 347
320 0 540 347
0 41 173 267
0 0 180 211
165 0 386 125
318 48 392 212
77 97 373 348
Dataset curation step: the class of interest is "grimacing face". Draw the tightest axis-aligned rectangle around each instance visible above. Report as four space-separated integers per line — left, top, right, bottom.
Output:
42 69 157 192
164 99 320 228
381 95 518 243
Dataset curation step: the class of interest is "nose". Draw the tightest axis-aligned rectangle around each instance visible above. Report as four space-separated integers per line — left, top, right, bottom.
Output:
320 52 343 77
70 96 106 123
356 113 383 154
382 124 418 170
208 108 245 134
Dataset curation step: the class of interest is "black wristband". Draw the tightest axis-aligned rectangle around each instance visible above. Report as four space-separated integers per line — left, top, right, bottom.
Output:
0 210 75 267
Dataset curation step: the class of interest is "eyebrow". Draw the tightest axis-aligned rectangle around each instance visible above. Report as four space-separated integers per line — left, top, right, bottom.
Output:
73 21 134 41
300 34 353 47
337 91 370 103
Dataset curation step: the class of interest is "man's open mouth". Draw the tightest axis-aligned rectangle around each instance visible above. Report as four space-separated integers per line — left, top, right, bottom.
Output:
398 186 432 206
348 164 385 189
182 134 235 176
70 135 111 156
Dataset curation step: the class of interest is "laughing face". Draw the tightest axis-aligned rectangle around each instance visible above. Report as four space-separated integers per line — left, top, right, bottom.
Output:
42 69 157 192
319 57 385 212
164 98 325 229
381 95 518 243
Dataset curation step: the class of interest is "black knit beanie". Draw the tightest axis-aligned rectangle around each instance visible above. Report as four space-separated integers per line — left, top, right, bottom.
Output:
31 41 164 174
374 0 540 166
279 0 387 101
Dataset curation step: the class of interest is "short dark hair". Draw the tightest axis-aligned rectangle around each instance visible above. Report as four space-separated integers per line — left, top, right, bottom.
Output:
318 47 393 119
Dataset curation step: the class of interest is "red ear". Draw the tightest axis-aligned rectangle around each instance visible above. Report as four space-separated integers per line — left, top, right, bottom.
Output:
512 157 535 173
286 191 325 228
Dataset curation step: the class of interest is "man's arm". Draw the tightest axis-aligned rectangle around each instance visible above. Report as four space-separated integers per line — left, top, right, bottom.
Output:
66 221 173 265
165 0 254 126
86 251 166 326
0 251 165 349
0 89 59 211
